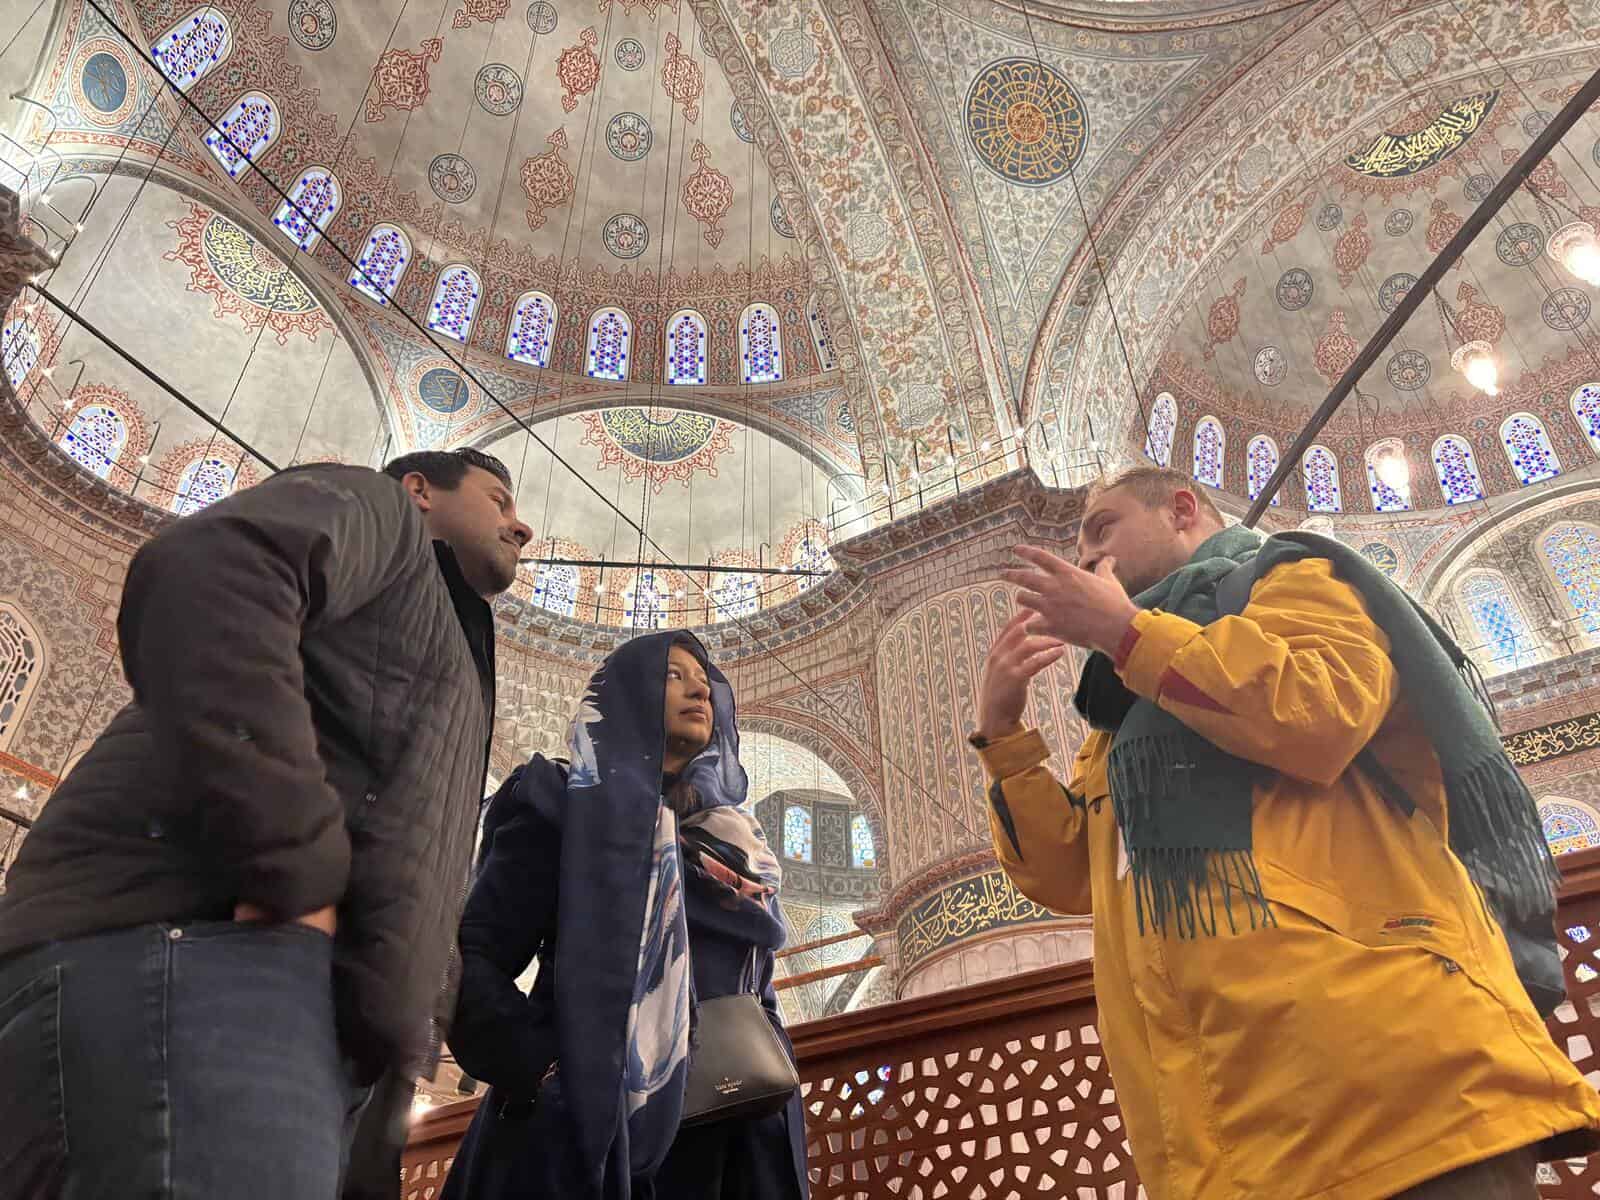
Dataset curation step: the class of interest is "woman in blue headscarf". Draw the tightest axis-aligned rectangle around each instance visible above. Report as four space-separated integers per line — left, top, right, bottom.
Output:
442 630 809 1200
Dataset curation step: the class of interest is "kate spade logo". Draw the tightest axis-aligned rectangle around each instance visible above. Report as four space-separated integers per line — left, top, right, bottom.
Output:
714 1077 743 1096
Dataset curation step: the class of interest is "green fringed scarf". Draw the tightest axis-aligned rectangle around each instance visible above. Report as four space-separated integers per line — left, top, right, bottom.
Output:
1073 526 1559 941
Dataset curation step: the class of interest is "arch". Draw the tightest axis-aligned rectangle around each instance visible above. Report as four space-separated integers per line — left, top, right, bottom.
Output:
172 456 238 516
783 803 814 863
1538 797 1600 857
1456 570 1537 673
1500 412 1561 485
1246 435 1280 506
60 404 128 480
349 224 411 305
1572 384 1600 457
710 571 758 620
530 561 579 618
0 603 43 751
204 92 279 180
850 813 876 869
1539 521 1600 635
427 265 482 343
1364 437 1412 513
1431 435 1484 505
1192 415 1224 488
585 307 632 382
623 569 668 629
739 302 783 384
1145 392 1176 466
2 318 40 389
506 290 557 368
664 309 708 386
272 167 341 252
808 293 839 372
1303 444 1342 513
152 7 232 91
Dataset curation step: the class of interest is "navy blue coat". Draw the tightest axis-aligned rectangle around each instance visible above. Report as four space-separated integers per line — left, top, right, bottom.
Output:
442 760 809 1200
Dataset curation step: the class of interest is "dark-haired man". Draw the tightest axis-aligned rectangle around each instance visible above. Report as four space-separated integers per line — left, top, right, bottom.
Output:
0 450 531 1200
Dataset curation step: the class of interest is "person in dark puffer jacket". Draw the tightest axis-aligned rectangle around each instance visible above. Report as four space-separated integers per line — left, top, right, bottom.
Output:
0 449 531 1200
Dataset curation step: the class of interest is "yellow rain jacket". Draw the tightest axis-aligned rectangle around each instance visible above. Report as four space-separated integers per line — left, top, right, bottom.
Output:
978 557 1600 1200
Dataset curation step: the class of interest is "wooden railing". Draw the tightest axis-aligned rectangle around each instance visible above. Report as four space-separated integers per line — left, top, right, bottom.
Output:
404 847 1600 1199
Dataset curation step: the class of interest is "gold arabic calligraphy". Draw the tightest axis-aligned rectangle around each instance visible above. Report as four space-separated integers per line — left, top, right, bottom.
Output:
1502 711 1600 768
1345 91 1498 179
897 870 1056 970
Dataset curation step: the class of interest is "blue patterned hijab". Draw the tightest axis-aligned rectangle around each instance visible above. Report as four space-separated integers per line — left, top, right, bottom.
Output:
553 630 774 1194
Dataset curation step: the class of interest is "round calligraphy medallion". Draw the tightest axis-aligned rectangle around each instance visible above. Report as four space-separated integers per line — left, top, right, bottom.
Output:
200 216 319 313
1253 346 1288 387
1275 267 1314 311
771 196 795 239
1316 203 1343 231
731 100 754 144
1543 287 1591 332
964 57 1088 187
1386 349 1431 391
428 153 477 204
526 2 557 33
606 112 652 162
603 213 649 259
1524 111 1551 138
1464 173 1495 203
1384 209 1414 237
288 0 337 50
1359 542 1399 577
1378 272 1418 314
1495 222 1544 267
475 64 523 116
601 408 718 463
77 46 131 126
615 38 646 71
418 366 471 413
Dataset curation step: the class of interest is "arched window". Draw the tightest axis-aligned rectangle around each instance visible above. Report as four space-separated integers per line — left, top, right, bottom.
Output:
624 570 668 630
808 293 839 372
427 265 482 343
1304 444 1342 513
1364 438 1412 513
0 604 42 748
664 309 708 386
850 814 876 869
152 7 232 90
1145 392 1176 467
506 291 557 368
585 307 632 382
1431 435 1484 505
1246 435 1280 506
1501 413 1561 485
1458 571 1537 672
60 405 128 479
793 535 832 593
172 456 238 516
272 167 341 252
1572 384 1600 457
710 572 758 620
2 319 40 389
1192 416 1224 488
204 92 279 180
783 803 813 862
1542 523 1600 634
1538 798 1600 856
531 563 578 618
739 303 783 384
349 224 411 305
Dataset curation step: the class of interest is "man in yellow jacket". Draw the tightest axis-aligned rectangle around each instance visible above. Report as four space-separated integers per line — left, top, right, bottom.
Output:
973 465 1600 1200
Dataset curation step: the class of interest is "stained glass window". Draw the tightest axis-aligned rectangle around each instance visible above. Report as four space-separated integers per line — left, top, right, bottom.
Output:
2 319 39 389
1364 438 1412 513
1145 392 1176 467
793 536 832 592
1458 572 1537 672
711 572 758 620
172 456 238 516
1304 444 1342 513
1192 416 1224 488
60 405 127 480
427 265 482 343
586 307 632 382
204 92 279 180
739 303 783 384
152 8 231 91
1542 523 1600 634
1246 435 1280 506
272 168 340 252
850 814 875 869
531 563 578 618
506 291 557 368
1501 412 1561 485
1539 799 1600 856
783 804 813 862
349 224 410 305
808 293 839 372
1571 384 1600 457
0 605 40 745
625 571 667 630
665 309 708 386
1431 435 1484 505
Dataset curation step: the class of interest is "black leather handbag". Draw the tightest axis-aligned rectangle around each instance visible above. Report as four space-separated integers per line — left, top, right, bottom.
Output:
679 957 799 1127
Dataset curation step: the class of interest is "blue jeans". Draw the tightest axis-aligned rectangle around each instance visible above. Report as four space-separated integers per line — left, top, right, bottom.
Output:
0 921 372 1200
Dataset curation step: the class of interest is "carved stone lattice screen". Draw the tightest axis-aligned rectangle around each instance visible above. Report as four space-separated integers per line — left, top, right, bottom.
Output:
404 848 1600 1199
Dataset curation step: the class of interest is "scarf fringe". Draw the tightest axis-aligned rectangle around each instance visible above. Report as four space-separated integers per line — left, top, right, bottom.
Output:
1128 848 1277 939
1445 753 1559 922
